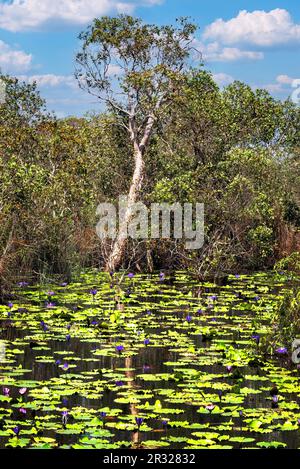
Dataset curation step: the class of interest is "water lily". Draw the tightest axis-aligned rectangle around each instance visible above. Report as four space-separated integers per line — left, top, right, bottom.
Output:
144 338 150 346
19 388 27 395
13 426 20 436
128 273 134 279
275 347 288 355
135 417 143 428
66 334 71 342
116 345 124 354
62 411 68 425
60 282 68 287
19 408 27 415
115 381 124 387
226 365 232 373
3 387 10 396
206 404 215 413
252 334 260 345
18 281 28 287
90 288 98 297
100 411 107 419
47 291 55 297
63 363 69 370
8 302 13 309
55 359 61 366
186 315 192 323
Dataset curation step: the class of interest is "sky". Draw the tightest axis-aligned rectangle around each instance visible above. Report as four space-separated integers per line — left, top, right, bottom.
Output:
0 0 299 117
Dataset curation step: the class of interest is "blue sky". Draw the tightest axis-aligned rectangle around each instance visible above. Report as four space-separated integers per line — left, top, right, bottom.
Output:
0 0 299 117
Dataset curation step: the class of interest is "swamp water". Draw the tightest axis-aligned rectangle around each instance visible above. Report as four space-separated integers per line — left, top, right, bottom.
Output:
0 270 300 449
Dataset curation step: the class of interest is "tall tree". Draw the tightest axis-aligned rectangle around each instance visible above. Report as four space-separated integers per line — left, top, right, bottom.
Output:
75 15 198 271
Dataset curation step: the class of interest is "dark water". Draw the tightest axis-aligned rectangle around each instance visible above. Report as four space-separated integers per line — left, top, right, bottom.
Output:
0 271 300 449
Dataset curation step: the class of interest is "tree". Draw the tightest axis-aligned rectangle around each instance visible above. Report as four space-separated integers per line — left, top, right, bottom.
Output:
75 15 199 271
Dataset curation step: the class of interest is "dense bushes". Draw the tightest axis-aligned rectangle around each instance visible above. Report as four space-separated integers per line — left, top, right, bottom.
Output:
0 71 299 293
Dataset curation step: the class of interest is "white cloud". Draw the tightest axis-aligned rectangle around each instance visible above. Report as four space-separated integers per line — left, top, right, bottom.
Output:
0 0 163 32
18 74 76 88
203 9 300 47
276 74 295 85
18 66 122 89
212 73 234 87
0 40 32 72
197 40 263 62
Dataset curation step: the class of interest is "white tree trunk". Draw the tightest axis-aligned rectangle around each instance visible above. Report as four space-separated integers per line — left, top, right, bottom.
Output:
106 113 156 272
106 145 145 271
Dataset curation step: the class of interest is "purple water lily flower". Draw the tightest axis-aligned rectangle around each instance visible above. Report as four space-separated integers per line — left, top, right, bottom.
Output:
162 420 169 428
272 395 279 403
159 272 165 281
18 281 28 288
116 345 124 354
62 411 68 425
55 359 61 366
186 315 192 323
8 302 13 309
100 411 107 419
209 295 217 301
90 288 98 297
206 404 215 413
46 302 55 309
63 363 69 370
253 296 260 301
60 282 68 287
47 291 55 297
235 274 240 279
226 365 232 373
3 387 10 396
13 426 20 436
239 410 243 417
276 347 288 355
128 273 134 279
19 408 27 415
19 387 27 395
67 324 71 330
143 364 151 372
66 334 71 342
144 339 150 346
115 381 124 387
135 417 144 428
252 334 260 345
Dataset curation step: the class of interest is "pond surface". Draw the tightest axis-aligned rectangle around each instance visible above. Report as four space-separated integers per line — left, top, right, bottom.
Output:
0 270 300 449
